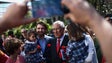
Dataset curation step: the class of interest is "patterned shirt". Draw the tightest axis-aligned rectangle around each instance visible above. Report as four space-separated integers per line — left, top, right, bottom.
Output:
24 41 45 63
66 37 88 63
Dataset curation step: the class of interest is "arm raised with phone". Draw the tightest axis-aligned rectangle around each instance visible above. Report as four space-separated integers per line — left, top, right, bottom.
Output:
62 0 112 63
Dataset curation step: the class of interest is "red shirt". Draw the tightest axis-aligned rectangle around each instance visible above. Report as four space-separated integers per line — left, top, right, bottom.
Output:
0 50 9 63
6 55 25 63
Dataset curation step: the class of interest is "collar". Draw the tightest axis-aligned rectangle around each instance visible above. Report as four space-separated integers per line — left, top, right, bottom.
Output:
57 34 65 45
37 35 46 39
25 40 36 44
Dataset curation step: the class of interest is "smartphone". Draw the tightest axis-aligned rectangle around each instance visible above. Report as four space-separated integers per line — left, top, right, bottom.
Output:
31 0 69 18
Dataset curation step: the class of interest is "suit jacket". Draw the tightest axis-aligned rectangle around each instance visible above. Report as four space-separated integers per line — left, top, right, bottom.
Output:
36 35 53 63
50 34 69 63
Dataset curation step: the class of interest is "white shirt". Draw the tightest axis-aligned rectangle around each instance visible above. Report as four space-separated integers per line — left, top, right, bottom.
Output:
84 34 98 63
57 34 65 46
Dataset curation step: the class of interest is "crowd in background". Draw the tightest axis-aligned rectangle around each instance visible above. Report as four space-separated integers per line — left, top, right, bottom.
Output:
0 0 112 63
0 20 108 63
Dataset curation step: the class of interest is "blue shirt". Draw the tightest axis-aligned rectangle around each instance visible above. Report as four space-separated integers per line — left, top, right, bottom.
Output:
39 38 46 53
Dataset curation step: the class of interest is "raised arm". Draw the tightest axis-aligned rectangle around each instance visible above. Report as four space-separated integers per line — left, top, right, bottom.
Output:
62 0 112 63
0 0 36 33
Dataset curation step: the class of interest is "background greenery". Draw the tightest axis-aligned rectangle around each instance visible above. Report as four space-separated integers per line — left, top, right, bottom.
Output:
1 0 112 38
0 1 111 62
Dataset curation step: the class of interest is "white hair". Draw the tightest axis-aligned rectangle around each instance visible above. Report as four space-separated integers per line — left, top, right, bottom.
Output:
53 20 65 28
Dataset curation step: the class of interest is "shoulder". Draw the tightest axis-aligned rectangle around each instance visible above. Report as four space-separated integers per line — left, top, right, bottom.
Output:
0 51 9 63
84 34 92 39
63 34 69 42
68 40 76 45
84 34 94 45
64 33 69 37
25 40 35 44
45 35 52 38
6 57 14 63
45 35 54 40
63 34 69 39
17 55 26 63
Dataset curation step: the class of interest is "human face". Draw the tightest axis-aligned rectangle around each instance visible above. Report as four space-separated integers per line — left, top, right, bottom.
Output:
52 24 64 38
21 30 27 38
29 34 36 42
36 24 46 36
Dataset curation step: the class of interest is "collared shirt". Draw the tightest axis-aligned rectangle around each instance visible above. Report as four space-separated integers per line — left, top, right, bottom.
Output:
39 38 46 53
57 34 65 46
66 37 88 63
66 34 98 63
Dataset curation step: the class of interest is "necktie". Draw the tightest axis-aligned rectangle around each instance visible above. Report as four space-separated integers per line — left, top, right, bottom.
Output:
56 38 60 53
56 39 62 58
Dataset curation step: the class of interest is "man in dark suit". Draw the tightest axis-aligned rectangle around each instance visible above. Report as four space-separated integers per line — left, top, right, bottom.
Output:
36 21 53 63
51 20 69 63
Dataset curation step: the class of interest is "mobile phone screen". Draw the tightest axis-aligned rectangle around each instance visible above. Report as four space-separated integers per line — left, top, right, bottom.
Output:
31 0 64 18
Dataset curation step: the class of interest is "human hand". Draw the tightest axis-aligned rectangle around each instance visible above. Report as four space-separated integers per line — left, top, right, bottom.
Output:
1 0 36 30
62 0 100 25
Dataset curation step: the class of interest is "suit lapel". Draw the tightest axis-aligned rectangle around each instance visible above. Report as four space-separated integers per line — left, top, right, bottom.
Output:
61 35 68 46
52 38 58 54
58 35 69 54
44 38 48 52
36 39 40 46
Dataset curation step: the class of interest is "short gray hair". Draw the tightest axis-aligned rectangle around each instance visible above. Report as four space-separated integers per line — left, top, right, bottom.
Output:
53 20 65 28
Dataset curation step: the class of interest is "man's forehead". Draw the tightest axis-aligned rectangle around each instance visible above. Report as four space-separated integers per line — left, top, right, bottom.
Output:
53 24 61 28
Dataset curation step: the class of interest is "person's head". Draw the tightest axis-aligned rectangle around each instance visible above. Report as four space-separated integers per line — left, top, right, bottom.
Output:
1 33 6 40
21 29 27 38
7 30 15 38
36 21 48 37
26 30 36 42
4 38 23 56
52 20 65 38
67 23 85 41
1 33 6 38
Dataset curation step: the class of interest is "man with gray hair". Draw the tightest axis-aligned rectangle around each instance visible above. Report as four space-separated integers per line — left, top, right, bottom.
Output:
50 20 69 63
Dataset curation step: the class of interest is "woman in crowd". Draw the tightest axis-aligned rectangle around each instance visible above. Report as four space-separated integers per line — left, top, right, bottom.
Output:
0 50 9 63
4 38 26 63
0 0 112 62
66 22 98 63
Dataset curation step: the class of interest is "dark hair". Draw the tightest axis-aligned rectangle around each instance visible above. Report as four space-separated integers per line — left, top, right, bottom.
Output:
36 21 48 30
4 38 23 55
26 30 36 41
8 30 14 37
67 23 85 41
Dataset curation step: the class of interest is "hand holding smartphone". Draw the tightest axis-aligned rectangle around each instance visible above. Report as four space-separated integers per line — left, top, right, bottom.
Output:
31 0 69 18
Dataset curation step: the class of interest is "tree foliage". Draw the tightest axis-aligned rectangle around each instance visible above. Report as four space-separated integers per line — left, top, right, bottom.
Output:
88 0 112 16
2 0 112 38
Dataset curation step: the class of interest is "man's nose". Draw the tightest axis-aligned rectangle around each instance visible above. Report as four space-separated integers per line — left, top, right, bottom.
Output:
39 28 43 31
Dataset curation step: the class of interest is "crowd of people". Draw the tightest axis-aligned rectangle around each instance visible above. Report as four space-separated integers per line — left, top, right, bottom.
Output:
0 0 112 63
0 20 100 63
